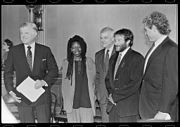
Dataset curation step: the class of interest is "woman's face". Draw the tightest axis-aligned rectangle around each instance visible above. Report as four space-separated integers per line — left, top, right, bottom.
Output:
71 42 82 57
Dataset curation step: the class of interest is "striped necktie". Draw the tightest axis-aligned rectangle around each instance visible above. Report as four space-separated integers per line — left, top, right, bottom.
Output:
27 46 32 71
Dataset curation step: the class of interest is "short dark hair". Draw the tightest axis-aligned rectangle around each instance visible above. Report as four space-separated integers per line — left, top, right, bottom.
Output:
143 11 171 35
4 39 13 49
114 28 134 47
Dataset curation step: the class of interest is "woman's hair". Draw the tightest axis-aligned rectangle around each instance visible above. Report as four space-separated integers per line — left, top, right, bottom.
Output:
4 39 13 49
66 35 87 80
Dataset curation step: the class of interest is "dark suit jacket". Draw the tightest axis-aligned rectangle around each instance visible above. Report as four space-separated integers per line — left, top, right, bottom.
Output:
95 46 115 103
4 43 58 106
139 37 178 122
105 48 144 117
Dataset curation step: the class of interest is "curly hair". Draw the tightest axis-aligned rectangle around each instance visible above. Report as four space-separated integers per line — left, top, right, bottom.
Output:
66 35 87 80
143 11 171 35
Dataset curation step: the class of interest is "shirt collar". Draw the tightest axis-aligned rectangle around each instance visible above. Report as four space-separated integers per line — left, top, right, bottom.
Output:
105 44 114 56
154 35 167 47
24 42 35 49
119 47 130 57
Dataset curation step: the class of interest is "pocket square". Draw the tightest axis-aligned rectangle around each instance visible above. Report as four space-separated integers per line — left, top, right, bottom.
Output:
42 59 46 61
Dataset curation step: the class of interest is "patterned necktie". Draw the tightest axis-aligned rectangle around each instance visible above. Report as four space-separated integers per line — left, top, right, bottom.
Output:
114 52 122 79
27 46 32 71
104 50 109 72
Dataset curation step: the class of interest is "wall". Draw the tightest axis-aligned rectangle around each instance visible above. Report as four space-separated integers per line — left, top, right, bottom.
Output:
2 5 178 68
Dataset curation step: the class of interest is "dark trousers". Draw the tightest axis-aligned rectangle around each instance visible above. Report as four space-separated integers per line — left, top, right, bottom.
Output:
109 106 140 122
18 104 50 123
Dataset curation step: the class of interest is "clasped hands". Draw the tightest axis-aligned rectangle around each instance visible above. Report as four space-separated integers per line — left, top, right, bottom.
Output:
9 80 46 103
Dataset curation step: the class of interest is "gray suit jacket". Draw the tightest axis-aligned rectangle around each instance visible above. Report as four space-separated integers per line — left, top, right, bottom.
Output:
95 46 115 103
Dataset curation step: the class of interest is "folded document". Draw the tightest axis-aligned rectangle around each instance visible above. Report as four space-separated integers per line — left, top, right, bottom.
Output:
16 76 45 102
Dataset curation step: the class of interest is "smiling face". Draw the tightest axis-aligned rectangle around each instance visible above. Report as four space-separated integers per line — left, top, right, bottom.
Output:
20 25 37 45
71 41 82 57
114 34 129 52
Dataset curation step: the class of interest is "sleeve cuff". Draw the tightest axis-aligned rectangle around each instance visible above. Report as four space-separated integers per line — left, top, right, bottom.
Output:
42 80 48 87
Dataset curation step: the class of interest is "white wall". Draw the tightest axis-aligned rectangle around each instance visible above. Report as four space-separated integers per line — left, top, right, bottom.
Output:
2 5 178 68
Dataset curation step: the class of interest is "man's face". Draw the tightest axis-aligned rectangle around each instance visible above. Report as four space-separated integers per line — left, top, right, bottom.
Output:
114 34 128 52
100 31 114 48
71 42 82 57
20 26 37 45
144 25 157 42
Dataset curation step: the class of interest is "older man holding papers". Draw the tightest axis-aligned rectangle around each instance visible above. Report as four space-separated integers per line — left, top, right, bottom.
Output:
4 22 58 123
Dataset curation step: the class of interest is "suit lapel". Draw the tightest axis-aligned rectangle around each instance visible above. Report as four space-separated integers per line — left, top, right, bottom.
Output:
100 49 106 72
32 43 41 73
144 37 169 75
19 44 32 73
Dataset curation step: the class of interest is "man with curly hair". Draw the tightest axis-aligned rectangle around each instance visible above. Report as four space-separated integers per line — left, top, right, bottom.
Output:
139 11 178 122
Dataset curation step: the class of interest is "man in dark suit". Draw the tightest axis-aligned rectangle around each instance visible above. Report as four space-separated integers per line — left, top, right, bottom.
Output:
139 11 178 122
95 27 115 122
4 22 58 123
105 28 144 122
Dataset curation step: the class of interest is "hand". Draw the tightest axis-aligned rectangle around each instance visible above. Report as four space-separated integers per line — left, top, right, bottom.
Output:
9 91 21 103
154 111 171 120
108 94 116 105
34 80 44 89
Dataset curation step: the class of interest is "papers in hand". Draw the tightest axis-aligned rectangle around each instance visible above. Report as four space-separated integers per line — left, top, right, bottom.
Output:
16 76 45 102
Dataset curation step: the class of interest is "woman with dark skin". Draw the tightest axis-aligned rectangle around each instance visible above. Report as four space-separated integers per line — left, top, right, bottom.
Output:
61 35 96 123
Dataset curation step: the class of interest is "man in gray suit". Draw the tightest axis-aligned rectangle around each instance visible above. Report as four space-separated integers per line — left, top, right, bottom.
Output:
95 27 115 122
